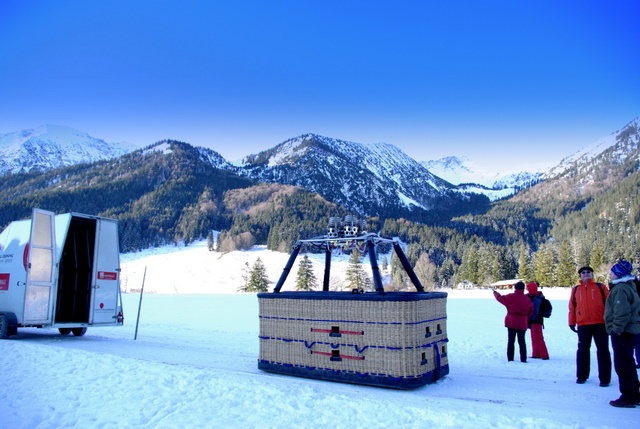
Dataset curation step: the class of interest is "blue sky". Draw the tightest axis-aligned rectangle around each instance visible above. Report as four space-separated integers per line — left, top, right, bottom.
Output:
1 1 638 171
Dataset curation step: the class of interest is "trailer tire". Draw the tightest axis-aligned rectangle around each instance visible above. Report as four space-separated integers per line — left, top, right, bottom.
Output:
71 327 87 337
58 328 71 335
0 314 9 339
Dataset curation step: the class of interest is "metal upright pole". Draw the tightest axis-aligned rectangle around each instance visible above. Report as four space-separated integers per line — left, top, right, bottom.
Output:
323 245 331 291
273 242 301 293
367 239 385 293
134 266 147 340
392 242 425 292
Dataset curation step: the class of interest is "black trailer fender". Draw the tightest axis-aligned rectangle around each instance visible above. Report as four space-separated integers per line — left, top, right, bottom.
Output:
0 312 18 338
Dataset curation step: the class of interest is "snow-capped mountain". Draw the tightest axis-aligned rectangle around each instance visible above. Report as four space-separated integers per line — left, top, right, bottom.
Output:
504 117 640 203
0 125 138 175
422 156 543 201
545 117 640 180
237 134 480 217
3 118 637 216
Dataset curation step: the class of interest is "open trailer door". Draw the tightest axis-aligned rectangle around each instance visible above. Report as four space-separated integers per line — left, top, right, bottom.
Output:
23 208 57 325
90 218 121 325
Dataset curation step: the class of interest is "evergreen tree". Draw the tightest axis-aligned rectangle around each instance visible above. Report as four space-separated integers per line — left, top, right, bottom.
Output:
556 240 576 287
532 243 556 287
345 248 371 291
390 251 410 291
439 257 456 288
517 244 533 282
589 242 607 272
571 237 589 272
248 257 270 292
482 244 504 284
381 255 389 272
295 255 318 291
458 245 480 285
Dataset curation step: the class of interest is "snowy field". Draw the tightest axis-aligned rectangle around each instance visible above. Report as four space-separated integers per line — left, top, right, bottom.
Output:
1 241 639 428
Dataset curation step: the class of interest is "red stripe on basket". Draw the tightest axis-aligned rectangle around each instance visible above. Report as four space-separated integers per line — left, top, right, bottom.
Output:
311 328 364 335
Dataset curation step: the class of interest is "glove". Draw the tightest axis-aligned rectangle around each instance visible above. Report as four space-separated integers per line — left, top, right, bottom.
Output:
569 325 578 333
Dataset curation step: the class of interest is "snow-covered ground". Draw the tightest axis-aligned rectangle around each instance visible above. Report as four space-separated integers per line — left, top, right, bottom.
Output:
2 241 639 428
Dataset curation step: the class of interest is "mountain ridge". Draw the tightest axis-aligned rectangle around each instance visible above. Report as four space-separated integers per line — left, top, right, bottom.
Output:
236 133 476 218
0 124 137 174
0 126 540 202
1 118 638 224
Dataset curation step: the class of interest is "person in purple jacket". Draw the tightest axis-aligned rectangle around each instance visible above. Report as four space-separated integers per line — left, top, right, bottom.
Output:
494 281 534 362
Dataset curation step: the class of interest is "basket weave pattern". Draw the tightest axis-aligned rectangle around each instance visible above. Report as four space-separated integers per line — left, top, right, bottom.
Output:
258 295 448 382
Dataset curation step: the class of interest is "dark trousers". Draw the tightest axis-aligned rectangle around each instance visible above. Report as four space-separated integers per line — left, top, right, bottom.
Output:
611 333 640 401
507 327 527 362
576 324 611 383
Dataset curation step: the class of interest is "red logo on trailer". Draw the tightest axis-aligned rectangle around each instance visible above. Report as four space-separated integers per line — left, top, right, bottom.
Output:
97 271 118 280
0 273 9 291
23 243 29 271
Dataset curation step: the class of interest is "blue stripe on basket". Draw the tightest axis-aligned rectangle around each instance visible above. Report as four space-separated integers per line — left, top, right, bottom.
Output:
259 336 448 351
259 316 447 325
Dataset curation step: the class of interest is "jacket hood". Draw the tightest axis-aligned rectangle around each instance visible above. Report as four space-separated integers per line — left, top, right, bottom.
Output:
526 282 539 295
612 275 636 284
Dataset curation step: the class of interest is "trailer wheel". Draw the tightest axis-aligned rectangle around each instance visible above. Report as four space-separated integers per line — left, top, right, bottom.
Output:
0 314 9 339
58 328 71 335
71 327 87 337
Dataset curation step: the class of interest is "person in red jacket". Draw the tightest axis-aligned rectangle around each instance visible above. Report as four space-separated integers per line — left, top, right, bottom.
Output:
568 265 612 386
526 282 550 360
494 281 534 362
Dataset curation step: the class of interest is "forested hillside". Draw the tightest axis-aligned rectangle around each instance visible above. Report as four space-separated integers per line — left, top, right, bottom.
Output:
424 119 640 287
1 123 638 290
0 141 254 251
0 141 359 254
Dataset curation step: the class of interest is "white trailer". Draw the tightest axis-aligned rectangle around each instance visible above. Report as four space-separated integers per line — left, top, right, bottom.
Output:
0 208 124 338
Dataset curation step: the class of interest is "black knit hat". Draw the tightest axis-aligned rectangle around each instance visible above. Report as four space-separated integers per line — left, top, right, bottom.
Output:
514 281 525 290
578 266 593 274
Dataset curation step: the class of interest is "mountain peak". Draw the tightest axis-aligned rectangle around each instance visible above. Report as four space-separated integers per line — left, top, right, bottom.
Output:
238 133 471 217
0 125 139 175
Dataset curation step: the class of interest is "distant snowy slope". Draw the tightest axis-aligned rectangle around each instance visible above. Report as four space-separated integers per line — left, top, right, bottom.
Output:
545 117 640 179
422 156 543 201
0 124 138 175
422 156 498 187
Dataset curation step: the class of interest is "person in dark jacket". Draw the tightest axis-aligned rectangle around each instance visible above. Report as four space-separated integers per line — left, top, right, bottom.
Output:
526 282 549 360
634 270 640 369
604 259 640 408
568 265 611 386
494 281 534 362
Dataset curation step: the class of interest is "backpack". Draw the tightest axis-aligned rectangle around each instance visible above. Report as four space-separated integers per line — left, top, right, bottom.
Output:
539 296 552 318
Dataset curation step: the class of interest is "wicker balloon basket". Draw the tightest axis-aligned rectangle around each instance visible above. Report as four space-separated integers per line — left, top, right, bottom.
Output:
258 291 448 389
257 225 449 389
